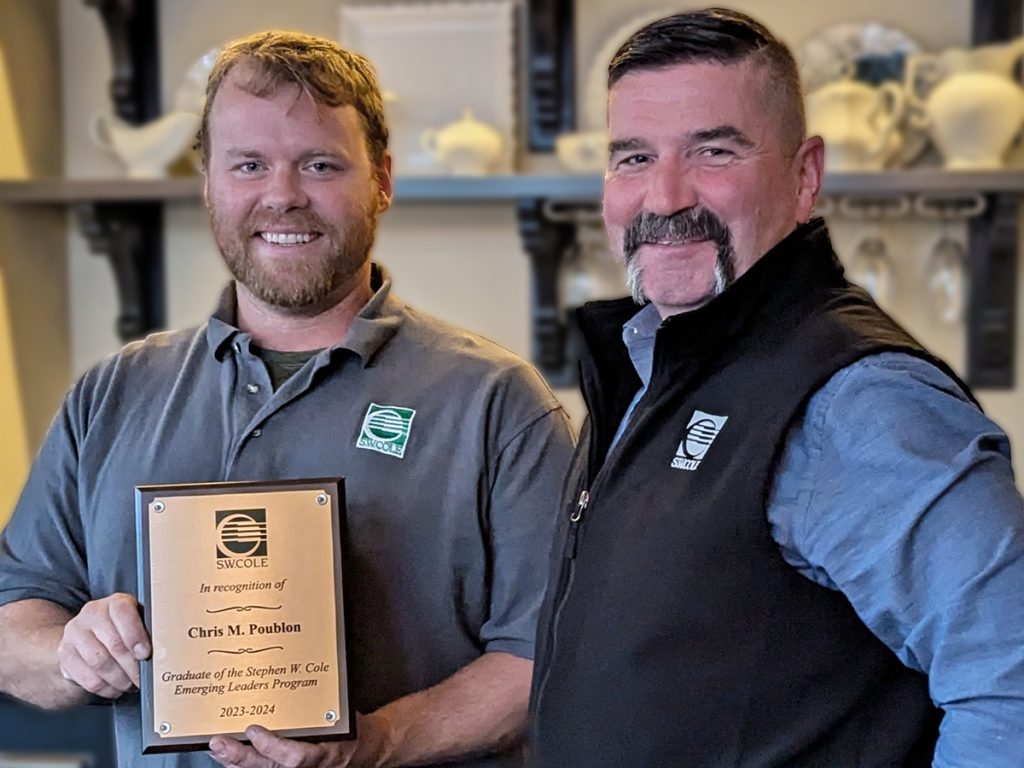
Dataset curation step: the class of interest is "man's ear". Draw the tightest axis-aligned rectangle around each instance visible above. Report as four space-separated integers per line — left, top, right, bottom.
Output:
794 135 824 222
375 154 394 213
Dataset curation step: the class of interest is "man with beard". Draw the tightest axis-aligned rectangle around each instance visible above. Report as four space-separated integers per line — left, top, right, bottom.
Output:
529 8 1024 768
0 31 573 768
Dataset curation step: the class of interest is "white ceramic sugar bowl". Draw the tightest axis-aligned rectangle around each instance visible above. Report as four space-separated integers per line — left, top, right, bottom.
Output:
420 109 503 176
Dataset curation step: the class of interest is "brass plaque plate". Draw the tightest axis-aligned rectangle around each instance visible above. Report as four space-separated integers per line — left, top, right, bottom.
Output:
135 479 353 753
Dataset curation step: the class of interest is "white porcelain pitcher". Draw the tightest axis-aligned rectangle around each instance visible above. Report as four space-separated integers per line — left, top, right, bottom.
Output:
89 110 200 179
806 78 906 171
906 37 1024 170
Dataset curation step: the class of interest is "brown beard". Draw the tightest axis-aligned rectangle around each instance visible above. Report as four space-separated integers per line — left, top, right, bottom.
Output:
210 197 379 316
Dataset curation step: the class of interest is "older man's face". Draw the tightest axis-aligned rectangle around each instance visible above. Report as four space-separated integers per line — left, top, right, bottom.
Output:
603 59 822 317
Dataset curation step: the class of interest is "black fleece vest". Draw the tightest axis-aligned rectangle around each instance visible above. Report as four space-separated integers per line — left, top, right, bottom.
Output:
530 220 964 768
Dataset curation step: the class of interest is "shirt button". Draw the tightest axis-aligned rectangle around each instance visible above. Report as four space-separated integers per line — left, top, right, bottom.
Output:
233 342 242 354
246 383 260 394
251 428 262 438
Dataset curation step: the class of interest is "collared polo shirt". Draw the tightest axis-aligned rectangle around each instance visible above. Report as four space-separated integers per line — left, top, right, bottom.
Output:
0 269 574 768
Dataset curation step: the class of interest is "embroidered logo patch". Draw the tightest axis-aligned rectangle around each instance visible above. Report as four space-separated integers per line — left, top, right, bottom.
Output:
357 403 416 459
670 410 728 471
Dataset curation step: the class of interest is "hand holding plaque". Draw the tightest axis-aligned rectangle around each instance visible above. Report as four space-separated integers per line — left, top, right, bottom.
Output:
135 479 354 753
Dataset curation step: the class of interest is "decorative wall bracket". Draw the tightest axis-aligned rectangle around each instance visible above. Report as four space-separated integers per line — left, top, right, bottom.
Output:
75 202 165 341
516 199 576 386
526 0 575 150
84 0 160 124
82 0 164 343
967 194 1017 387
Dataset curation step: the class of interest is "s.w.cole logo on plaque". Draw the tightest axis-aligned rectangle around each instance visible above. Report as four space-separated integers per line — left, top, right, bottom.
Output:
215 509 268 565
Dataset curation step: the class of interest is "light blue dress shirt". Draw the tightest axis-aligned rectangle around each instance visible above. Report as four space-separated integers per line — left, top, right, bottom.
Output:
614 302 1024 767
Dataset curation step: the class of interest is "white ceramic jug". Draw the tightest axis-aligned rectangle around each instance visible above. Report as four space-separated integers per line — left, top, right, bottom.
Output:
420 109 503 176
906 37 1024 170
806 78 906 171
90 110 201 179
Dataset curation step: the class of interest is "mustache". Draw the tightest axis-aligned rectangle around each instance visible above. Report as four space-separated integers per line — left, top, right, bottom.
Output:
623 207 731 259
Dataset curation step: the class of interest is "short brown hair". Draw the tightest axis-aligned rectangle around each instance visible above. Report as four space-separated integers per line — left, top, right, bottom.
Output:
609 8 805 154
197 30 389 169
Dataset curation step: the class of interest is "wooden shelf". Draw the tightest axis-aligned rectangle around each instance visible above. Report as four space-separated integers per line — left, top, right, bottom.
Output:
0 175 604 204
4 170 1024 206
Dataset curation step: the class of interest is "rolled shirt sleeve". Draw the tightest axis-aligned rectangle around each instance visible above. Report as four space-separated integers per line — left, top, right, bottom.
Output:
479 408 575 659
768 351 1024 767
0 390 90 613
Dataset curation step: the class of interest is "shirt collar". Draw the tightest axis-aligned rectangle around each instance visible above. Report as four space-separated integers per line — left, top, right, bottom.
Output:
621 302 661 388
207 263 403 367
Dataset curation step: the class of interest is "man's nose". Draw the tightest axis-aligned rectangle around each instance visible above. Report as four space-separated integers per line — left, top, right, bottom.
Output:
261 167 309 211
644 160 698 216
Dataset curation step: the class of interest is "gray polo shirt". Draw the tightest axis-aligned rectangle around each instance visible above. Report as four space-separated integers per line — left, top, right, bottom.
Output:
0 268 574 767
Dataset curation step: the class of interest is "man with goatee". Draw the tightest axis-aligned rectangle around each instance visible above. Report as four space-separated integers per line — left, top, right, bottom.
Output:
528 8 1024 768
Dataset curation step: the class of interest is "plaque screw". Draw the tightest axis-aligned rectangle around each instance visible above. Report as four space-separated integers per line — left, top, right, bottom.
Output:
325 710 337 723
153 501 165 513
159 722 171 734
316 493 328 506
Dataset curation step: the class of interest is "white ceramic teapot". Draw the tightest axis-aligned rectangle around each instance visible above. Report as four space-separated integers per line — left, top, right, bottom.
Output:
806 78 906 171
420 109 503 176
906 37 1024 169
89 109 200 179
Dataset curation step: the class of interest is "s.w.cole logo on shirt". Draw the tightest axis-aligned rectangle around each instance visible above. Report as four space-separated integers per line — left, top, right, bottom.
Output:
357 402 417 459
671 410 728 471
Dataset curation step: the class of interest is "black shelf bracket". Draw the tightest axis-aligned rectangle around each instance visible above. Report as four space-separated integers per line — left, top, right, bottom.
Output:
966 194 1018 387
82 0 164 342
526 0 575 150
966 0 1021 387
84 0 160 124
75 202 166 341
517 199 576 386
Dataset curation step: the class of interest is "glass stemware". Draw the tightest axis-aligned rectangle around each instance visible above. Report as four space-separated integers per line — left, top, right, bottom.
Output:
926 235 967 325
848 235 897 311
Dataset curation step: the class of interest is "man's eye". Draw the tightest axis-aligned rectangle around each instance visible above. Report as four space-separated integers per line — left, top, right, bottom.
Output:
309 161 337 173
616 154 651 168
698 147 734 160
237 162 262 173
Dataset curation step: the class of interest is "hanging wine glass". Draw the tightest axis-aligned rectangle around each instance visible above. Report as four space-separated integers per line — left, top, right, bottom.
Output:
848 234 897 310
913 194 984 326
926 235 967 325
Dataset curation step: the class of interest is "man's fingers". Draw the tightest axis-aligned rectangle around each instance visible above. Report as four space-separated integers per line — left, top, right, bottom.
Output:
246 725 323 767
107 594 151 660
55 645 124 699
91 619 142 688
66 627 136 693
209 734 275 768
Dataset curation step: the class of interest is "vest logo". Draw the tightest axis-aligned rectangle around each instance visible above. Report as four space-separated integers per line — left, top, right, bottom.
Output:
670 410 729 471
357 402 416 459
215 509 269 569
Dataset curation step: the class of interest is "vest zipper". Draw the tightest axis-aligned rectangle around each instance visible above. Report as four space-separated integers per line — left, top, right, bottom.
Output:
533 487 590 729
567 489 589 559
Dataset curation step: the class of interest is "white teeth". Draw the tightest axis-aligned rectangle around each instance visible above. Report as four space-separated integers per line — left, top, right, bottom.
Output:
261 232 314 245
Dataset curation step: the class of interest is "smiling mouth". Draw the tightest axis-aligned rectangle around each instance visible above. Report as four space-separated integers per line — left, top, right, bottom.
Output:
258 231 321 245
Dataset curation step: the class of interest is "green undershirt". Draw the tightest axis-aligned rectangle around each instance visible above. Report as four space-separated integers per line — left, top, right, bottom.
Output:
251 346 323 391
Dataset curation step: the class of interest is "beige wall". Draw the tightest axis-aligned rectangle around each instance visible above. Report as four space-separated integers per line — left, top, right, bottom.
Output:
52 0 1023 482
0 0 66 527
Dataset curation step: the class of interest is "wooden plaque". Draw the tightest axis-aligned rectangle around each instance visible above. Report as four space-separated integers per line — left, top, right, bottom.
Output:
135 479 354 753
